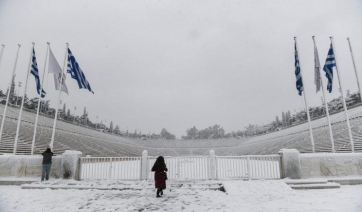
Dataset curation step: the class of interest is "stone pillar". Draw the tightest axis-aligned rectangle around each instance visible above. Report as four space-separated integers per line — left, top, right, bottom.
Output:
278 149 301 179
209 150 217 180
140 150 148 180
61 150 82 180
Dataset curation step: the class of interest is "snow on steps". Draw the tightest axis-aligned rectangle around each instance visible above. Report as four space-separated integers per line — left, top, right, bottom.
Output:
284 179 329 185
289 183 340 190
284 176 362 189
326 176 362 185
284 179 340 189
0 177 39 185
20 180 225 191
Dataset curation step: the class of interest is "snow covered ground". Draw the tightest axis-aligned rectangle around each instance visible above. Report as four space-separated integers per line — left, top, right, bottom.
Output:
0 180 362 212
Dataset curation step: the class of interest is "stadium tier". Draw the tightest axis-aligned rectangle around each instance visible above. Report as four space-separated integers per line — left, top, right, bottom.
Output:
1 104 362 156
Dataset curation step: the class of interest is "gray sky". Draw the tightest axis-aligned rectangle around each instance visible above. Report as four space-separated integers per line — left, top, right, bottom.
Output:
0 0 361 138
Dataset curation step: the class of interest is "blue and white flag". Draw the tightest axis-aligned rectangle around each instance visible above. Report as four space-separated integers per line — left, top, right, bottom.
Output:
294 41 303 96
323 44 335 93
67 48 94 94
30 48 46 98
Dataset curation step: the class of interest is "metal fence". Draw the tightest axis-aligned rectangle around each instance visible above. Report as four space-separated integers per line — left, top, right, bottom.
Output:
216 155 281 179
147 156 210 180
80 154 281 180
80 157 141 180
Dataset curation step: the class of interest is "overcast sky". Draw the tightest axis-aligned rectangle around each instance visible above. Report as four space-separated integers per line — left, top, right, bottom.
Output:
0 0 361 138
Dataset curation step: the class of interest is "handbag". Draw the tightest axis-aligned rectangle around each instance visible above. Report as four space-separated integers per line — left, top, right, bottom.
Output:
163 171 168 180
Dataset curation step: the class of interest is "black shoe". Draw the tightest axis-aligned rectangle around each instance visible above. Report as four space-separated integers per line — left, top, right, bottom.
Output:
156 195 162 198
156 188 161 197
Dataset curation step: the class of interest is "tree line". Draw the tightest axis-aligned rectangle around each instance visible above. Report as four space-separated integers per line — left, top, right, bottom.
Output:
181 90 361 140
0 77 177 140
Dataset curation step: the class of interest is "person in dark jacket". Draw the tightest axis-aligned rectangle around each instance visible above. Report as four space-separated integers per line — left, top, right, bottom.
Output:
151 156 168 197
41 148 53 181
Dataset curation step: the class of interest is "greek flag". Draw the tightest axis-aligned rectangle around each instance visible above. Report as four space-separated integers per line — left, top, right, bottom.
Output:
67 48 94 94
323 44 335 93
294 41 303 96
30 48 46 98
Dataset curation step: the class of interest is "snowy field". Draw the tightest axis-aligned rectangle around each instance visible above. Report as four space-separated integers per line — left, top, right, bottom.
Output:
1 180 362 212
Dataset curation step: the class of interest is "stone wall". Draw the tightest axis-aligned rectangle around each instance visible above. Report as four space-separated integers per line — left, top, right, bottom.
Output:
278 149 301 179
300 153 362 178
61 150 82 180
0 154 62 178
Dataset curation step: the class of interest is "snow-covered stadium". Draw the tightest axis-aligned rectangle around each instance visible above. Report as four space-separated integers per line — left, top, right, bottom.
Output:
1 103 362 157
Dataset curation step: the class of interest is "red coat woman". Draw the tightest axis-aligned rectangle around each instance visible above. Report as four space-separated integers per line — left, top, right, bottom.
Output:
151 156 168 197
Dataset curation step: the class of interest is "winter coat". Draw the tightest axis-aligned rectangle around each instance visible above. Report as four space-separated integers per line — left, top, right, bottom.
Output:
151 164 168 189
42 152 54 164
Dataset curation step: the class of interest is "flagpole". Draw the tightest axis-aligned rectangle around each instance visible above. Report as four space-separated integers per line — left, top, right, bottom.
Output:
330 36 354 152
294 37 315 153
31 42 50 155
39 49 51 139
50 43 68 149
14 43 34 154
347 37 362 104
312 36 335 153
0 44 21 142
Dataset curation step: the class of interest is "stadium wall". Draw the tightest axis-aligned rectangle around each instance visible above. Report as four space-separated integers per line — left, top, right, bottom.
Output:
300 153 362 178
0 151 82 179
0 154 62 178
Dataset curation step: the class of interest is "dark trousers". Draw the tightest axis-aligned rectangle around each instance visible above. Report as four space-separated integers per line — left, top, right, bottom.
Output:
42 163 52 181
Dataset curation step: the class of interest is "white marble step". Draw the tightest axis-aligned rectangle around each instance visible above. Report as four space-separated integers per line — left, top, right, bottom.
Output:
290 182 340 190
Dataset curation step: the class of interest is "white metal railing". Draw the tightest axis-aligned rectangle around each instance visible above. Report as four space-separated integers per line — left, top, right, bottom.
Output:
147 156 210 180
79 154 281 180
216 155 281 179
80 157 141 180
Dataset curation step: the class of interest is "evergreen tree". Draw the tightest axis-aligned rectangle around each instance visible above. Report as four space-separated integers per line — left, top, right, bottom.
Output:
160 128 176 140
110 121 114 133
286 110 291 126
186 126 199 139
63 104 66 118
6 75 16 104
114 125 120 134
275 116 280 127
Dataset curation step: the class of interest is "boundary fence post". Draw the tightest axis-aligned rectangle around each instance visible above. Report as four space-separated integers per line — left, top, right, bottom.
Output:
209 150 216 180
108 157 112 179
247 156 251 180
141 150 148 180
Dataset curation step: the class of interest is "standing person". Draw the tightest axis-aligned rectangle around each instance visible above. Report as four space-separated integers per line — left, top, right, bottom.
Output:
41 148 53 181
151 156 168 198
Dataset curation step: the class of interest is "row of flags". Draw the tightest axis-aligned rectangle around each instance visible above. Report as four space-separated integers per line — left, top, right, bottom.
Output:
293 37 357 153
295 41 336 95
31 46 94 98
0 43 95 154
